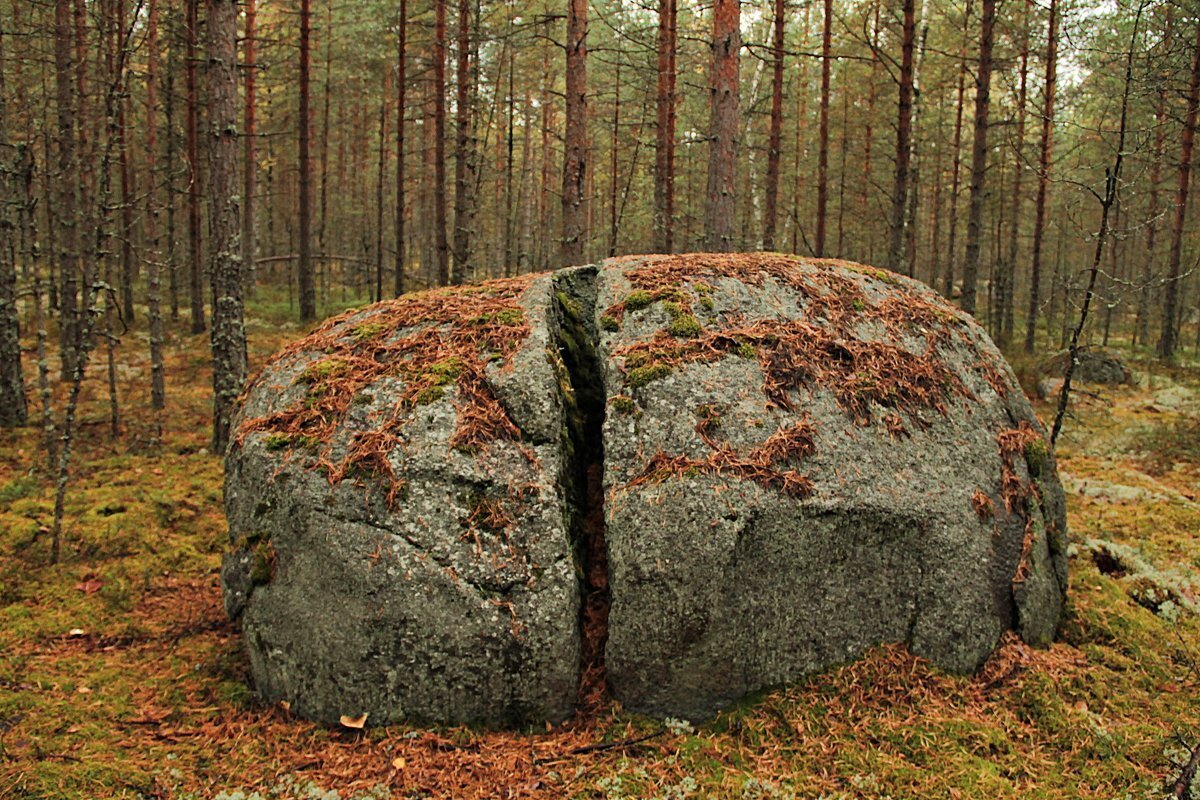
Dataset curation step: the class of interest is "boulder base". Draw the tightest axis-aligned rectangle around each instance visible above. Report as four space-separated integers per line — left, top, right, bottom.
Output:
223 253 1067 725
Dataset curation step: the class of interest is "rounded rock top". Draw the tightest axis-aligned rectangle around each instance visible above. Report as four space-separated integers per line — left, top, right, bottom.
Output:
222 253 1067 726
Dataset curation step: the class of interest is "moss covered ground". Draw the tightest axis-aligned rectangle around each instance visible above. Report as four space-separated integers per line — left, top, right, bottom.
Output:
1 294 1198 799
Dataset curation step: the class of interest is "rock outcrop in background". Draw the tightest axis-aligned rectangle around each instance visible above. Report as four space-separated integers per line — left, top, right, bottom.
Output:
222 253 1068 726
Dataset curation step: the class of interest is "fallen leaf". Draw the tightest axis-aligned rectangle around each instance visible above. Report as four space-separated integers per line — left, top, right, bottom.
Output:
340 712 368 729
392 756 406 769
75 578 103 594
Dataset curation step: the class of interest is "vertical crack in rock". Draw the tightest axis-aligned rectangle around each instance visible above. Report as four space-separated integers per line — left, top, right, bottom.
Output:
550 267 610 711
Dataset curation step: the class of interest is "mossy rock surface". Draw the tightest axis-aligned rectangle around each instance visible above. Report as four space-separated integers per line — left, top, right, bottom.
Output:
223 253 1067 727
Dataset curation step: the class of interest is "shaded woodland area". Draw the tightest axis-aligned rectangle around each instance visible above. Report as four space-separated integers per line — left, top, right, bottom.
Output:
2 0 1200 452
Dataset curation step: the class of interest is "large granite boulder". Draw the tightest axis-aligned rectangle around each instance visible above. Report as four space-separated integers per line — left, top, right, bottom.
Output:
222 253 1067 726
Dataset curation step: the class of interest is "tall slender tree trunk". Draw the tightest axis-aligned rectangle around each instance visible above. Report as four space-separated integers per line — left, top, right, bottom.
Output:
166 6 179 320
374 71 388 303
207 0 246 452
117 0 135 324
1024 0 1058 353
791 5 811 255
433 0 451 282
243 0 257 293
944 0 973 298
298 0 316 320
999 0 1031 348
186 0 206 333
395 0 407 296
1160 12 1200 360
704 0 740 252
859 1 880 263
814 0 832 256
1137 59 1169 347
54 0 82 378
960 0 997 316
0 23 27 428
762 0 786 251
608 37 623 258
316 0 332 301
654 0 677 254
886 0 916 272
453 0 474 281
562 0 588 265
146 0 166 413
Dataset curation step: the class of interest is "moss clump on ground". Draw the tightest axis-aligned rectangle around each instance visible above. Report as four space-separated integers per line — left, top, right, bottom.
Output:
600 315 620 332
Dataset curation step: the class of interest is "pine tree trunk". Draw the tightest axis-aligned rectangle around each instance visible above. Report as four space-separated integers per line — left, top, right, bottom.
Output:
54 0 82 378
944 0 973 298
316 0 332 302
859 1 879 264
608 38 622 258
1024 0 1058 353
118 0 135 324
1137 58 1169 347
1160 13 1200 360
562 0 588 265
186 0 206 333
653 0 677 254
434 0 451 283
452 0 474 281
999 0 1031 348
166 6 179 321
0 23 27 428
960 0 997 316
146 0 166 413
297 0 316 320
394 0 407 296
243 0 257 294
207 0 246 452
814 0 832 256
886 0 916 272
704 0 740 253
374 72 388 303
762 0 785 251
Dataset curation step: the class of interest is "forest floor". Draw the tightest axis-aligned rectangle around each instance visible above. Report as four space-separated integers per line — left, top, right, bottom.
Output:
2 294 1200 799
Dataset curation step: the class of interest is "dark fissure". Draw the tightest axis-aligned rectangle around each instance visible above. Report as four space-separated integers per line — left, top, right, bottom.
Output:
551 268 611 710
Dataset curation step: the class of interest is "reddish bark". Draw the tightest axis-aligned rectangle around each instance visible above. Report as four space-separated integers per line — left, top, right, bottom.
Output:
960 0 997 315
1024 0 1058 353
434 0 450 283
762 0 786 251
886 0 916 272
654 0 677 254
298 0 316 320
815 0 832 256
562 0 588 265
704 0 740 252
1160 12 1200 359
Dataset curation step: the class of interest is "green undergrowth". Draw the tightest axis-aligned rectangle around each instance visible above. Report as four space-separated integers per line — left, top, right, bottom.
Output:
0 301 1198 798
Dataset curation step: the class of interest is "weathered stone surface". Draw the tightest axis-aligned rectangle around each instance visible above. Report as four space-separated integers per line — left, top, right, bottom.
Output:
1043 347 1130 385
222 253 1068 727
592 254 1067 719
223 273 581 726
